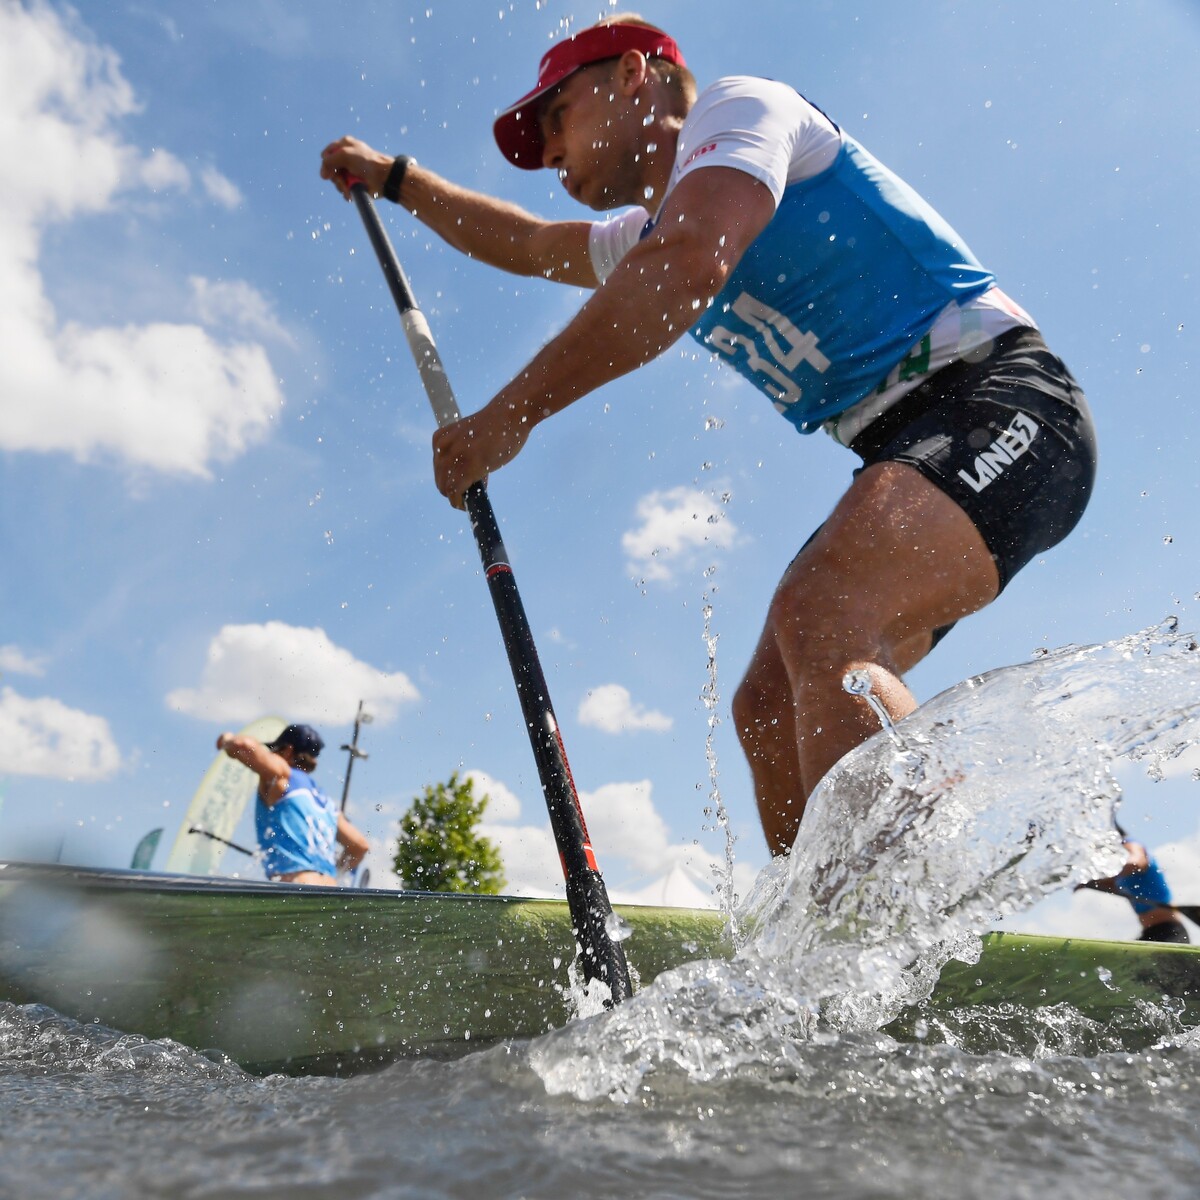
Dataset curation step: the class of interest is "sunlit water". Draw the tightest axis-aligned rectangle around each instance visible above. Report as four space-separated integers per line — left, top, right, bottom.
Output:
5 622 1200 1199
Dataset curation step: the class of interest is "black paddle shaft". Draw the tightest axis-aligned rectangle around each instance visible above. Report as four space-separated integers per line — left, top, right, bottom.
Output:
348 182 632 1003
187 826 255 858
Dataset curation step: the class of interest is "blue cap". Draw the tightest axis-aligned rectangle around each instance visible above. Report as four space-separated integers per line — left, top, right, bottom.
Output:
268 723 325 758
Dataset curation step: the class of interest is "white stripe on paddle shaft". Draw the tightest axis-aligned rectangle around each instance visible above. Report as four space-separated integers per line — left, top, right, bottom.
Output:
401 309 461 428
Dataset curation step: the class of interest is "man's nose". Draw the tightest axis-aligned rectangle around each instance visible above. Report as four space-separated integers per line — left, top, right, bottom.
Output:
541 133 563 170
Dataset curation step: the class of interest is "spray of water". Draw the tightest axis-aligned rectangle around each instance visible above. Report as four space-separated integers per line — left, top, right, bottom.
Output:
530 620 1200 1102
699 578 741 936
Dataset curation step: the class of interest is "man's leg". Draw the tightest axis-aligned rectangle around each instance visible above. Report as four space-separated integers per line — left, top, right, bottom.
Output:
735 460 999 855
733 622 804 856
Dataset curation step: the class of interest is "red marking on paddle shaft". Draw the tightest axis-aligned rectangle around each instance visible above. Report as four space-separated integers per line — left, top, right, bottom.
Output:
486 562 512 579
553 726 599 873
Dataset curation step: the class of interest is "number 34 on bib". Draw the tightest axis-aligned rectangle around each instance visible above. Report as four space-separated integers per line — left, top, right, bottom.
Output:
707 291 831 410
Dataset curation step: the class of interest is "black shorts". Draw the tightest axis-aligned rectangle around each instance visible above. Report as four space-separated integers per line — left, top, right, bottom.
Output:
849 326 1097 594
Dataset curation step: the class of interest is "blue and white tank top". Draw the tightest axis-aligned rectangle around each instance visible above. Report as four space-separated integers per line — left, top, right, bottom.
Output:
588 77 1034 440
1114 857 1174 915
255 767 339 878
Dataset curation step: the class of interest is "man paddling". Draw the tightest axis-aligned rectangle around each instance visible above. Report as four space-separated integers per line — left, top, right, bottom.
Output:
1079 836 1191 944
320 14 1097 857
216 723 369 886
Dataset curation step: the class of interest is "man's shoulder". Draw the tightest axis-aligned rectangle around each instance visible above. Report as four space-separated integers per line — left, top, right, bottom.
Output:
683 77 833 147
676 77 838 198
692 75 809 111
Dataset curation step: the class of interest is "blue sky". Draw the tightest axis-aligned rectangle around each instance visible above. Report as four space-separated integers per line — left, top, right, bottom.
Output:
2 1 1198 931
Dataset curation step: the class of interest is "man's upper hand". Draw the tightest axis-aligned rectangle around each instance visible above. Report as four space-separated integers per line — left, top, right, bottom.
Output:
319 136 395 200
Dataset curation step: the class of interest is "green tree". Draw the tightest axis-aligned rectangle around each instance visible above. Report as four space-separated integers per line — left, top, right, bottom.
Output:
393 771 506 894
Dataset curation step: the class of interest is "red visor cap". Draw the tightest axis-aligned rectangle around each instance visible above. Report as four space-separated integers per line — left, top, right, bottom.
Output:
493 24 686 169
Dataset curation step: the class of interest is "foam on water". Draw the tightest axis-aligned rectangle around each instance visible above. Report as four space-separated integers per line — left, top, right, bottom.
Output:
0 1001 243 1081
530 621 1200 1101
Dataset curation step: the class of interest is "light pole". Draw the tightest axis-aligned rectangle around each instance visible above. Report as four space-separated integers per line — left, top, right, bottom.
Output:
339 699 373 814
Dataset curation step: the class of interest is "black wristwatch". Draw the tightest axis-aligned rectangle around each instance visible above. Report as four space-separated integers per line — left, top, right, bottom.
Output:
382 155 412 204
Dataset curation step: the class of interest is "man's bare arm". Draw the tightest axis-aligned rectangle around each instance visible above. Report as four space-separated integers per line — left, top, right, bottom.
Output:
215 733 289 804
320 136 596 286
432 166 776 503
336 814 370 871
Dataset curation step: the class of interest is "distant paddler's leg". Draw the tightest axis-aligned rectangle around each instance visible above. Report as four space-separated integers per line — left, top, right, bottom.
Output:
741 461 999 856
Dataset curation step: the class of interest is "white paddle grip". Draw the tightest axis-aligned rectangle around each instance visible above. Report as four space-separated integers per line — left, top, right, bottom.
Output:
401 309 461 428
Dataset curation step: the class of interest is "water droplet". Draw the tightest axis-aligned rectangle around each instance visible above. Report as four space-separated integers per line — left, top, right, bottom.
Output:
842 669 874 696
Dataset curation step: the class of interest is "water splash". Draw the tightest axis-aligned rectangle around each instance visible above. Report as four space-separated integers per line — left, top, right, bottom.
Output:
700 584 740 934
0 1002 239 1080
529 620 1200 1102
842 667 906 747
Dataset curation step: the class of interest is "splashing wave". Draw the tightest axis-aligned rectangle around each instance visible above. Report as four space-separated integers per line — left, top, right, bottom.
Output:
531 621 1200 1101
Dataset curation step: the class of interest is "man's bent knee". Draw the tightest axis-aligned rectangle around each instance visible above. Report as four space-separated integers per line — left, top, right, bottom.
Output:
732 675 771 750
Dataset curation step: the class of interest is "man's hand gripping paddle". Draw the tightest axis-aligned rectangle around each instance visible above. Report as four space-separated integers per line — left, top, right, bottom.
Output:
346 180 633 1005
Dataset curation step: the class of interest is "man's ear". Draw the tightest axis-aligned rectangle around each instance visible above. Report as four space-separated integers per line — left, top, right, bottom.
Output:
615 49 650 96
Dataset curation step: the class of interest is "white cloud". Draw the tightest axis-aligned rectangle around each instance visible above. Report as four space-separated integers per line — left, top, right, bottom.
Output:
166 621 419 726
1008 887 1141 941
0 646 47 678
190 276 294 346
479 820 563 898
475 771 754 909
199 165 243 210
579 683 672 734
140 146 191 193
463 768 522 822
622 486 740 584
0 686 121 781
1158 836 1200 894
0 4 283 478
580 780 674 875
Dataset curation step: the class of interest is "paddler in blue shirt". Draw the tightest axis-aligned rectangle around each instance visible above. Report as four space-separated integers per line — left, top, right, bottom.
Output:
320 13 1097 860
1079 835 1190 944
215 723 369 886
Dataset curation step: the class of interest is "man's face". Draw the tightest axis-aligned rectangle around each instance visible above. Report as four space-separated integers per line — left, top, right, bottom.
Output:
278 743 318 774
537 60 643 211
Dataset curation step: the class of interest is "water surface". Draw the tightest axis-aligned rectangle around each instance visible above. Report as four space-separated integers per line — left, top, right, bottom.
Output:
5 622 1200 1199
